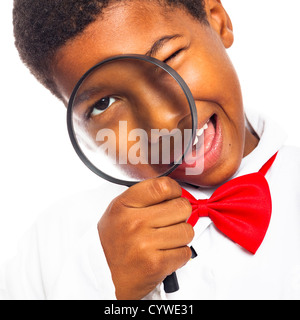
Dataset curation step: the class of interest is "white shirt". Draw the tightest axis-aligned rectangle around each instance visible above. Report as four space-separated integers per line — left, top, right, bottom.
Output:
1 110 300 300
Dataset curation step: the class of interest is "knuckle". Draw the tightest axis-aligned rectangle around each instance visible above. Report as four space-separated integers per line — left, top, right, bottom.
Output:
124 215 144 234
146 254 164 276
176 197 192 215
151 177 174 198
180 223 195 243
125 208 149 232
109 196 125 212
106 197 146 234
186 223 195 241
183 246 193 261
136 239 150 254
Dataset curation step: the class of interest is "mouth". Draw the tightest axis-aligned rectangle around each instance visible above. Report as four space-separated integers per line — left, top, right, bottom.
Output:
193 114 216 150
177 113 223 175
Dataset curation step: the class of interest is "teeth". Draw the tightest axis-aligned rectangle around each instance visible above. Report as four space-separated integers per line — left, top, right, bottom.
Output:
196 128 204 137
193 122 209 146
193 135 199 146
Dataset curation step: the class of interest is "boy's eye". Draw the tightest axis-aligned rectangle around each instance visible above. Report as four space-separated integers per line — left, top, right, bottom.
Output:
163 49 184 64
90 97 116 117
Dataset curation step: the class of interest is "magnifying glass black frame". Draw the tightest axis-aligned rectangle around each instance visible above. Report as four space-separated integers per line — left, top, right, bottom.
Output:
67 54 198 294
67 54 198 186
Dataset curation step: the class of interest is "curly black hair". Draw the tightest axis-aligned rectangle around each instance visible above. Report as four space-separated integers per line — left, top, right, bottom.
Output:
13 0 207 101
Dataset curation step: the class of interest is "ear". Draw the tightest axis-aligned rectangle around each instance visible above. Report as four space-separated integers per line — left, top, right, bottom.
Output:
205 0 234 48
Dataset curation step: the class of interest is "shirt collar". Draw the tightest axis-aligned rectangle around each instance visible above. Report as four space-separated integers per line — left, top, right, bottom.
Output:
234 108 287 178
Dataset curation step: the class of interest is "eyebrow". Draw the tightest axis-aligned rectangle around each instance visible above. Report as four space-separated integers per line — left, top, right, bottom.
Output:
71 34 183 108
72 86 105 110
145 34 183 57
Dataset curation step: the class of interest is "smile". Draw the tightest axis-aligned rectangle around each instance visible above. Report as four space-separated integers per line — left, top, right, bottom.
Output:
179 114 223 174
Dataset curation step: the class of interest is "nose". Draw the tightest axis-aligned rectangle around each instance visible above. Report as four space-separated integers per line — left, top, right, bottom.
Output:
131 73 192 137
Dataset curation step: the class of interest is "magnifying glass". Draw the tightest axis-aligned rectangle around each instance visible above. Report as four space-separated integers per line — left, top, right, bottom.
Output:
67 54 198 293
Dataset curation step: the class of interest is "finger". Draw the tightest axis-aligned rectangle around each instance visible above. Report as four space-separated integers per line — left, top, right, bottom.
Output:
144 197 192 228
159 246 193 276
118 176 182 208
152 222 195 250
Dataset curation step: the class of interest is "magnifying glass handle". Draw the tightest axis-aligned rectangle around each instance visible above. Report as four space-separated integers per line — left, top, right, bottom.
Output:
162 246 197 293
163 272 179 293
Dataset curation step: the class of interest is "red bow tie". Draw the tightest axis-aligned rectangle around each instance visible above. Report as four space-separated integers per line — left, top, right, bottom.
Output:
182 153 278 254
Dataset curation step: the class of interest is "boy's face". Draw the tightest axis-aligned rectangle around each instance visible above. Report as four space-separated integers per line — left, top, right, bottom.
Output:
53 0 257 187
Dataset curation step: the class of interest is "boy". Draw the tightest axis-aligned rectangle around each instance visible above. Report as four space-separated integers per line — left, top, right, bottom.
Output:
2 0 300 299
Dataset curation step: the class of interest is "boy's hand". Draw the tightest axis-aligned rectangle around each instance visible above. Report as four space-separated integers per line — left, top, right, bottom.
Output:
97 177 194 300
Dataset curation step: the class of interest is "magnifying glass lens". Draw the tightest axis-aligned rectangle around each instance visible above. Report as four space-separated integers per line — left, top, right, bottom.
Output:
68 55 197 185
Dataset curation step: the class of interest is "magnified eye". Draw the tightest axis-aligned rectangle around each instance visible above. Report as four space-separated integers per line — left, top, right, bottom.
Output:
90 97 116 117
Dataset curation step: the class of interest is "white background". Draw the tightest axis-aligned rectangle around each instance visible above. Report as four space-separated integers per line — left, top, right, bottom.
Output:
0 0 300 265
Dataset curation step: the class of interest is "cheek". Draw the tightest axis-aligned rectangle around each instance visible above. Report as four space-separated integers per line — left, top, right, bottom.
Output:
177 52 246 185
181 52 242 108
183 55 245 137
181 46 245 131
